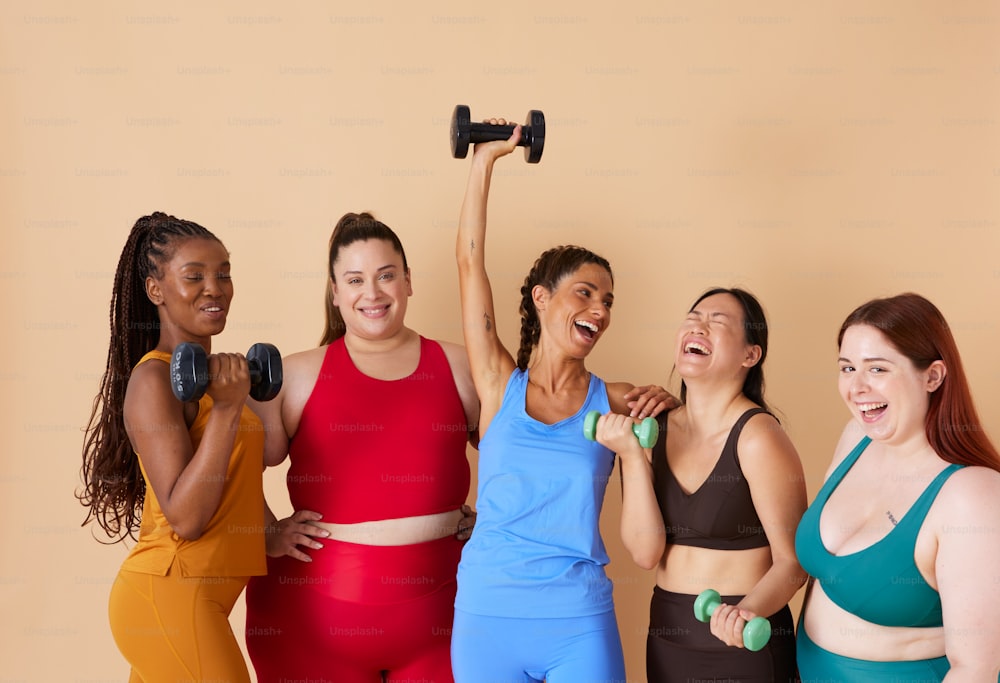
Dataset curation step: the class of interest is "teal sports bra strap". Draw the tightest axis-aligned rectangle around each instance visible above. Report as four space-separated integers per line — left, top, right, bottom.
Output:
815 436 872 505
898 462 964 529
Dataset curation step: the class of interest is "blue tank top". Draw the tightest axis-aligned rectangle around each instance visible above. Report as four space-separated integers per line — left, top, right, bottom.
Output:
795 437 963 628
455 369 616 618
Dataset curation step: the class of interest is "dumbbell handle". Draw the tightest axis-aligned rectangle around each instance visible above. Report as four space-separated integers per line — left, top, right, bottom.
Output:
466 120 537 148
582 410 658 449
171 342 282 403
693 589 771 652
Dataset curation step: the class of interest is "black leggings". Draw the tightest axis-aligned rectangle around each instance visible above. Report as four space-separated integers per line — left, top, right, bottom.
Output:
646 586 799 683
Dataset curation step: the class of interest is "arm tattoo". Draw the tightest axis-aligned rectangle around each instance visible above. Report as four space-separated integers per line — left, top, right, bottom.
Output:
470 238 476 253
483 313 492 332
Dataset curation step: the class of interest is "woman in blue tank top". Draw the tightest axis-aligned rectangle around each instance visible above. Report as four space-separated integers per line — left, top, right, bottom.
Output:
795 293 1000 681
450 118 674 683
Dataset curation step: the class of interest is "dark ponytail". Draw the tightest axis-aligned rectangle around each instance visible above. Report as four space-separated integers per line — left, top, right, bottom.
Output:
320 212 409 346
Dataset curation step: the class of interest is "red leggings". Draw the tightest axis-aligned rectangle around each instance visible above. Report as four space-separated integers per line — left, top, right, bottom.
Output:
245 535 463 683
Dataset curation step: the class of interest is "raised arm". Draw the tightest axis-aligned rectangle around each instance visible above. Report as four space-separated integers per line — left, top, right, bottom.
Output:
456 122 520 432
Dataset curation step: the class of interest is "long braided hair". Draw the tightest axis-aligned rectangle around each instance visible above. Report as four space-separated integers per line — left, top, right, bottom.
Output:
319 212 409 346
78 212 222 542
515 245 613 370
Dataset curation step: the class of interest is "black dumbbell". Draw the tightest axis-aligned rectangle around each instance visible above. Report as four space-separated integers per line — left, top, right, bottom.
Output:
170 342 283 403
450 104 546 163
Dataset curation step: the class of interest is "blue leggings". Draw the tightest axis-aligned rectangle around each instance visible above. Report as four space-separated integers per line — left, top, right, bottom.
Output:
451 609 625 683
797 623 951 682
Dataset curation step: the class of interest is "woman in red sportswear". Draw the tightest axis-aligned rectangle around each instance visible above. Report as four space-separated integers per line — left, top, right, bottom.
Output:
245 212 479 683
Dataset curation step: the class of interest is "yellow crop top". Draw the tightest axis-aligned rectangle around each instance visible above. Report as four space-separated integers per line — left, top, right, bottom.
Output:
121 350 267 578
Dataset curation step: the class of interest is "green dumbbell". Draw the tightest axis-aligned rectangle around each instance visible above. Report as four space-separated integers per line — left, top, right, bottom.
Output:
582 410 658 448
693 589 771 652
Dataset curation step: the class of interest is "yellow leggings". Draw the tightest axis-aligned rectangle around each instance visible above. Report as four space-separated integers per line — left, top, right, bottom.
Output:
109 566 250 683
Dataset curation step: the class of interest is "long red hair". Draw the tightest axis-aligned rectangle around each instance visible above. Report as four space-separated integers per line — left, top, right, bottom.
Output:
838 293 1000 471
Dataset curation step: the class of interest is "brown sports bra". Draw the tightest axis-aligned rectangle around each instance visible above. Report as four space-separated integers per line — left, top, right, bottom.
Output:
652 408 770 550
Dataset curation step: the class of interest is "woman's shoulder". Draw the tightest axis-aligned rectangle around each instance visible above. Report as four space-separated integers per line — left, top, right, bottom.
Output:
281 345 330 390
937 463 1000 502
126 352 171 394
735 406 803 477
431 337 468 358
283 345 328 369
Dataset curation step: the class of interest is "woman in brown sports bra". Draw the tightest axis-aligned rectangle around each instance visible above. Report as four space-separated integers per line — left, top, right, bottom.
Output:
615 287 808 682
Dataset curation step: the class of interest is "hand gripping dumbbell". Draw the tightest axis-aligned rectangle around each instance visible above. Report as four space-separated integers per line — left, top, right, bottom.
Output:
450 104 546 163
170 342 283 403
693 589 771 652
582 410 659 448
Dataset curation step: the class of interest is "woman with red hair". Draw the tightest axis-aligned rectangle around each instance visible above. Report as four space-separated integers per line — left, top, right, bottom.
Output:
795 293 1000 681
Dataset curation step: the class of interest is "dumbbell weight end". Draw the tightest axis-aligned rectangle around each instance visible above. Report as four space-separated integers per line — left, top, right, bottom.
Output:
246 343 283 402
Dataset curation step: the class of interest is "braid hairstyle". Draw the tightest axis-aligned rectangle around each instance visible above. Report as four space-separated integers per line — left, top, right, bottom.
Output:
515 245 613 370
78 212 222 542
320 212 409 346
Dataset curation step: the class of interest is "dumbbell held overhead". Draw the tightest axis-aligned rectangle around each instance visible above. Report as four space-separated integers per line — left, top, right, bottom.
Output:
693 589 772 652
450 104 546 163
171 342 283 403
582 410 659 449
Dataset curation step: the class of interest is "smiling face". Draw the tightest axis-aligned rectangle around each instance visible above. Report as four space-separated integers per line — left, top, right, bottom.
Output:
837 323 945 446
675 292 761 382
535 262 614 357
330 238 412 341
145 237 232 347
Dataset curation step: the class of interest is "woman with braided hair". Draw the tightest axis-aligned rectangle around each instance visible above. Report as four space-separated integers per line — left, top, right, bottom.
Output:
449 120 675 682
79 212 265 682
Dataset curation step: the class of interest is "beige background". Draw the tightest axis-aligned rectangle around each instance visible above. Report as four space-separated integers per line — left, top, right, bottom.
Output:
3 1 999 681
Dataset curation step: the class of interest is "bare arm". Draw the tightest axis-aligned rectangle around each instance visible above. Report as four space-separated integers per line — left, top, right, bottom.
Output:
124 353 250 540
609 380 678 419
456 124 520 432
438 339 482 447
712 412 808 646
595 412 665 569
253 348 329 560
938 467 1000 681
248 386 289 468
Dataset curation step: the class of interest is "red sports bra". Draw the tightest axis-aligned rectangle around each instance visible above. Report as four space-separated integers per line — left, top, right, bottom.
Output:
287 337 470 524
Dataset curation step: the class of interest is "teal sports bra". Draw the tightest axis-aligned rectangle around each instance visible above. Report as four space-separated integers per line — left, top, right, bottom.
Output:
795 437 963 628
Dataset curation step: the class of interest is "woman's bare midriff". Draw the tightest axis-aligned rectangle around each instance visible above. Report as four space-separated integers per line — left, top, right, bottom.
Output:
313 508 463 546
